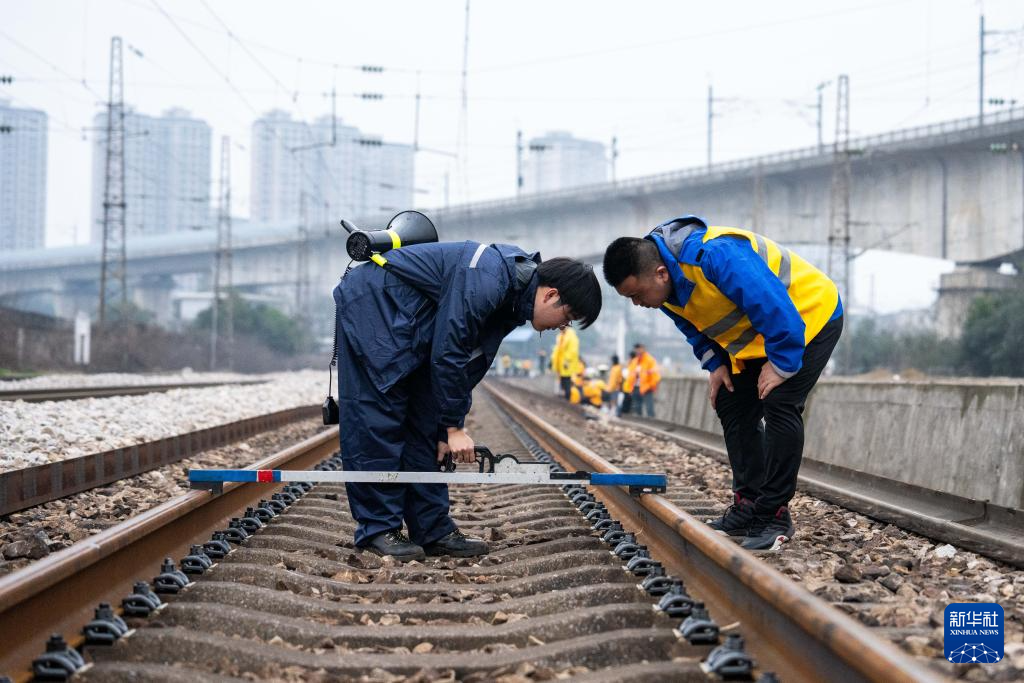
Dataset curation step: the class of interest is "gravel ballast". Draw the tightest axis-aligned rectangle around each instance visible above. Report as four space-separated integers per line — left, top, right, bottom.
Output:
0 417 328 576
0 369 255 390
0 370 323 472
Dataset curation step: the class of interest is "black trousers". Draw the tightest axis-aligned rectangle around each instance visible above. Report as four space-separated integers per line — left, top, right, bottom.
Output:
560 376 573 400
713 316 843 516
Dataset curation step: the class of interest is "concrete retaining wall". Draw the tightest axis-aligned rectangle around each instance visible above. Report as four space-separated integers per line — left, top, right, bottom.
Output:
507 375 1024 510
657 377 1024 510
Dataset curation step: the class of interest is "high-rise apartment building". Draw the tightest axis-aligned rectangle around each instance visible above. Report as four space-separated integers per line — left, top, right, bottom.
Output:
90 108 211 243
522 131 607 194
250 111 414 225
0 99 48 251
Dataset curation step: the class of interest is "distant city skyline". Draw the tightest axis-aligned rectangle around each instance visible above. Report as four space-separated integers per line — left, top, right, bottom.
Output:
90 107 211 242
0 98 47 251
4 0 1023 314
250 110 414 226
522 131 607 194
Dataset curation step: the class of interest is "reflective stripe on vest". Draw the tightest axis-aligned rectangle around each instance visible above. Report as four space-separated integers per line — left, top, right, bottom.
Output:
662 226 838 368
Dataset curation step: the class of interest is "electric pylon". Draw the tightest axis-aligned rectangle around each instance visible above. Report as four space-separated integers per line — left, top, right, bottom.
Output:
98 36 127 326
827 74 852 307
211 135 233 369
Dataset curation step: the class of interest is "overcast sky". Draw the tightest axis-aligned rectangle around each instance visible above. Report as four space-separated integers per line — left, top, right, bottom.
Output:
3 0 1023 312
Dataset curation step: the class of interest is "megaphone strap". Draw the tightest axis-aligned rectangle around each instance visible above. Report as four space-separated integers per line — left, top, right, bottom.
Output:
386 229 401 249
366 229 400 267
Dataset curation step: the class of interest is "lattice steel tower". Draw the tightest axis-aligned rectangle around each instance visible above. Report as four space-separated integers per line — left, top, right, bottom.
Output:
827 74 851 307
295 180 310 322
98 36 127 325
211 135 234 370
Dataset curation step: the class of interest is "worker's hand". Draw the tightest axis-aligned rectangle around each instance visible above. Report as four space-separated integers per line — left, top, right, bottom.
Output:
757 363 786 400
446 427 476 464
708 365 734 408
436 441 451 465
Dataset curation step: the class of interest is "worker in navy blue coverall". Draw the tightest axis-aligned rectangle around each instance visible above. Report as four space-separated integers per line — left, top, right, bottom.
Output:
333 241 602 561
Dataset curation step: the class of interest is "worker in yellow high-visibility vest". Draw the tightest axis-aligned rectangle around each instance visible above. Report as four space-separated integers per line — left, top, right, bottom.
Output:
550 325 579 401
603 215 842 552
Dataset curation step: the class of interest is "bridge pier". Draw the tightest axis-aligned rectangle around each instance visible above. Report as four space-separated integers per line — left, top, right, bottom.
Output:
135 274 177 326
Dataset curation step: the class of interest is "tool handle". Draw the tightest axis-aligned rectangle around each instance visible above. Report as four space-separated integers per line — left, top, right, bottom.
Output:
438 446 497 473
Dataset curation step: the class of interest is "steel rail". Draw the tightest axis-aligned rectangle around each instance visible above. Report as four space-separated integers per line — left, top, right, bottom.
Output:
0 379 265 403
0 428 337 679
484 384 942 683
0 405 319 516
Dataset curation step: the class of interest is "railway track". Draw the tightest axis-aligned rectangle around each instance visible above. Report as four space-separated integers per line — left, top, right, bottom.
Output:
0 384 969 681
0 405 319 516
616 410 1024 570
0 380 264 403
492 380 1024 678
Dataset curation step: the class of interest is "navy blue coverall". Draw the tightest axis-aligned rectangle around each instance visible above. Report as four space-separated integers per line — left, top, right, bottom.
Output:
333 241 540 547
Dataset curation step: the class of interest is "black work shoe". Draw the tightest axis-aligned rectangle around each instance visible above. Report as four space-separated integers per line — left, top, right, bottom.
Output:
423 528 490 557
366 530 425 562
706 493 756 537
740 506 796 551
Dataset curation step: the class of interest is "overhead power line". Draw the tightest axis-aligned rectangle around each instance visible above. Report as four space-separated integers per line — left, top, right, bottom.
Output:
149 0 333 206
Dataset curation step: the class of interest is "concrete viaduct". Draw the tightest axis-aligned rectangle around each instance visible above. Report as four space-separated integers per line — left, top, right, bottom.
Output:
3 107 1024 349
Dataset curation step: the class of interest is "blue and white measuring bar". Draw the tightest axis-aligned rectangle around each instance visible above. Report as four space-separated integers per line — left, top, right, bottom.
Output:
188 467 667 491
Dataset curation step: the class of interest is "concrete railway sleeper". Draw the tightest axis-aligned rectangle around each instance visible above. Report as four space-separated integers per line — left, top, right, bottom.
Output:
0 398 750 683
42 484 714 680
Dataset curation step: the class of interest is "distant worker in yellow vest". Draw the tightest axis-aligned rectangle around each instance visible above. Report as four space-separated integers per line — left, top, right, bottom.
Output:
630 343 661 418
582 369 605 408
550 326 579 401
603 215 842 552
568 359 585 404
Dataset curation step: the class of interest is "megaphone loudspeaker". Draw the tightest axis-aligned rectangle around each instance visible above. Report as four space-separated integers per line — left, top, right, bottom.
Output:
342 210 439 262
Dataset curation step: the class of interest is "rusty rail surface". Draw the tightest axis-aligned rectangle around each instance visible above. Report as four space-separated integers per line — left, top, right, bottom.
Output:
0 428 338 678
0 405 319 516
0 379 264 403
484 384 942 683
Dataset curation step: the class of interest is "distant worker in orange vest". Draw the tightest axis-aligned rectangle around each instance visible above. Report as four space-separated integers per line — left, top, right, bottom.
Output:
630 343 661 417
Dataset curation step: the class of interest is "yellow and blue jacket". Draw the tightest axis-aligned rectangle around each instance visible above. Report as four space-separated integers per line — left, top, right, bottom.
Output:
648 216 842 377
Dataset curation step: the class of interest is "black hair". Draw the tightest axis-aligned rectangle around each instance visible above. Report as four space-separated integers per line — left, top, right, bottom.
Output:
602 237 662 287
537 257 602 329
611 354 620 364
